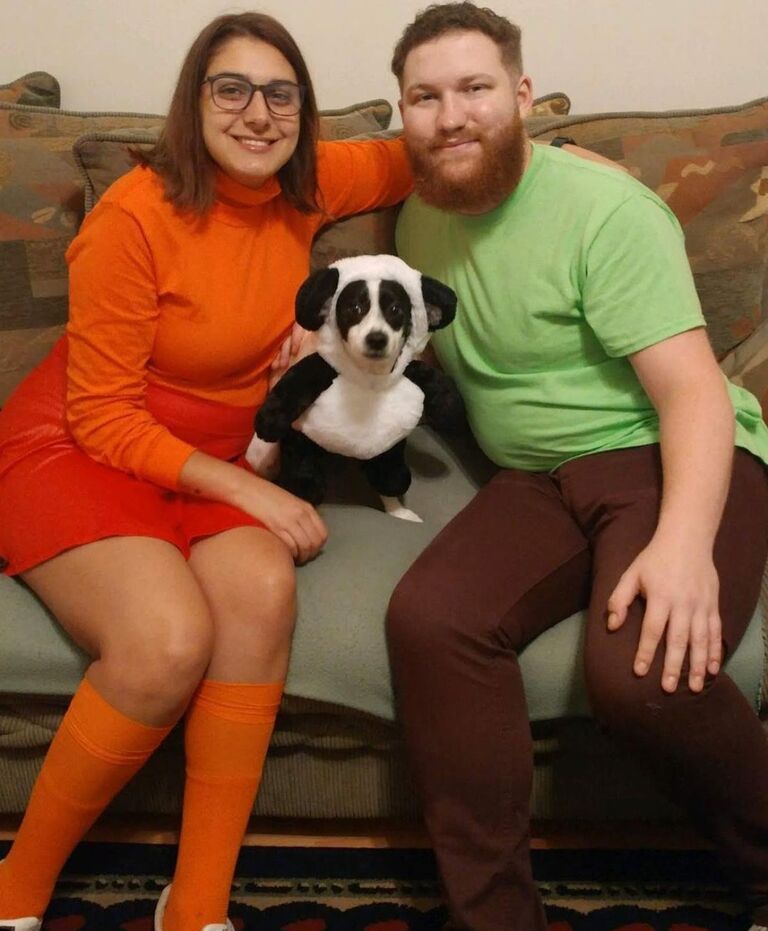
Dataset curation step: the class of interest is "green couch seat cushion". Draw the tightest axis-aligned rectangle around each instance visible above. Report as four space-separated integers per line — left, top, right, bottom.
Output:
0 427 764 721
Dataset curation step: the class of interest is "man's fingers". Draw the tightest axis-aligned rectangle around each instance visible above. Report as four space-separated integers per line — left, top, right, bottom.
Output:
686 610 710 692
660 606 691 692
707 610 723 676
633 600 667 677
607 571 638 630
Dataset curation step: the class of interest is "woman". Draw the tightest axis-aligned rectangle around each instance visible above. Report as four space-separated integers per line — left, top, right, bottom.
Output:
0 12 411 931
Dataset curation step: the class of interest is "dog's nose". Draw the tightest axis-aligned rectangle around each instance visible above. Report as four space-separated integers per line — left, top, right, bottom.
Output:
365 331 389 352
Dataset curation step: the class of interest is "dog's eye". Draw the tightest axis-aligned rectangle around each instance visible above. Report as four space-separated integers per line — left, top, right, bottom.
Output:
352 304 364 317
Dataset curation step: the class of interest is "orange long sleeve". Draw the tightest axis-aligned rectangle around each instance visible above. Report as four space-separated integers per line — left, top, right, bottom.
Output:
64 137 412 490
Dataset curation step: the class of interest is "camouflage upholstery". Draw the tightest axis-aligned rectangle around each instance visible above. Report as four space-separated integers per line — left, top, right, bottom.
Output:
0 71 60 108
0 104 167 404
529 91 570 118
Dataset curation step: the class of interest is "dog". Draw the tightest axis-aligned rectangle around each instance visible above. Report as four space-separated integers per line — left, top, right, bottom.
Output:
246 254 465 521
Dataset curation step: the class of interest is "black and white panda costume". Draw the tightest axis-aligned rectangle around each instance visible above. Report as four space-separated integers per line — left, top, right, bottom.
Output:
246 255 465 521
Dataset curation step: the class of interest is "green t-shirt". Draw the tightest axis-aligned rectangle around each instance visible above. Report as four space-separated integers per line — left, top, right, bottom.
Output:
396 143 768 472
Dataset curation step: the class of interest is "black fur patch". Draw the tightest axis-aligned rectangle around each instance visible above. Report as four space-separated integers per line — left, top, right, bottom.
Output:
379 279 412 342
335 281 371 340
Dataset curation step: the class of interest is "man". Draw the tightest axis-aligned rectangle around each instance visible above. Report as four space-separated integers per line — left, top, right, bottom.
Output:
386 4 768 931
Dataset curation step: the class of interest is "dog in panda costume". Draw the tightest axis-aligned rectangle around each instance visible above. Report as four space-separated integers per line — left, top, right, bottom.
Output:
246 254 465 522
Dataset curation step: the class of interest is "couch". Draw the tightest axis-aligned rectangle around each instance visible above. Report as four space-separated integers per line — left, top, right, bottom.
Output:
1 69 768 830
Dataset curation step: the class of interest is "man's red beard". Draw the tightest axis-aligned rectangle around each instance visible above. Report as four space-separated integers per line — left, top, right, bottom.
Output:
405 109 528 214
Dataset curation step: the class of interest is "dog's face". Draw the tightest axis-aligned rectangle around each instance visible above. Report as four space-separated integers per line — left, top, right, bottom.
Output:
335 278 413 374
295 255 457 379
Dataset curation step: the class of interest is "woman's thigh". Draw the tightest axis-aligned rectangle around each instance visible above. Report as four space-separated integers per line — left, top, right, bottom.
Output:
188 526 296 682
22 536 211 656
22 536 216 722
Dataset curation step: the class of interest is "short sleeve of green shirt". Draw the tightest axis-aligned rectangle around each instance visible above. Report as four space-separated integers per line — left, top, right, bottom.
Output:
581 192 705 357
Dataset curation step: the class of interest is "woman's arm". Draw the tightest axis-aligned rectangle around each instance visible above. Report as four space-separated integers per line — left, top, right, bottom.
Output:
65 198 197 488
317 135 413 220
606 328 735 693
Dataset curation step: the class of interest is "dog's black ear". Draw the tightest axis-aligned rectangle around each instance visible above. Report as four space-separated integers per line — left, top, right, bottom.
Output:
295 267 340 331
421 275 457 331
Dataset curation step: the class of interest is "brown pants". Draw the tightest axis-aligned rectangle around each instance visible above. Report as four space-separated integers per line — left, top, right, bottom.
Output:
387 445 768 931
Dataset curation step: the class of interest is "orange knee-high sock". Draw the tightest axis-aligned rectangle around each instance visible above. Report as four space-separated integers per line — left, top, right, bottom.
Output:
0 677 171 919
164 679 283 931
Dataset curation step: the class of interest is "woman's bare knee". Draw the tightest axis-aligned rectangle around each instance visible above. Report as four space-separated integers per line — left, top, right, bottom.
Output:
98 608 214 709
190 528 297 680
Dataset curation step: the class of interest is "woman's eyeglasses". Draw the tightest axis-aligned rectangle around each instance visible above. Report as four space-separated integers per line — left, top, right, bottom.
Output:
203 73 305 116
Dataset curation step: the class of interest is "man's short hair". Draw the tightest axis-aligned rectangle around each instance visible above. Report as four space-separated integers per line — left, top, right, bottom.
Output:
391 2 523 85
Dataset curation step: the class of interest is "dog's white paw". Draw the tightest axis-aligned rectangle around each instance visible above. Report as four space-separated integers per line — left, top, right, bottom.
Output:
380 496 423 522
245 435 281 479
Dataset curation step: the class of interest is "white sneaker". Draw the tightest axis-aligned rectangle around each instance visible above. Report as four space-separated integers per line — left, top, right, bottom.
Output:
154 883 234 931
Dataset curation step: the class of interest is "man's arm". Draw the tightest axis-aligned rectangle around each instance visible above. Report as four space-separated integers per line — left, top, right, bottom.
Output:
606 327 735 693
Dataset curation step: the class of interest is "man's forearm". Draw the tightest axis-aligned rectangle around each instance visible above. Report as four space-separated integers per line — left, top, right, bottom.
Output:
630 328 735 550
654 377 735 549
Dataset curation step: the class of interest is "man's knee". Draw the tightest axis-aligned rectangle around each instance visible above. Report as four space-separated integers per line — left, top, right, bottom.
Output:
386 562 464 661
586 654 701 735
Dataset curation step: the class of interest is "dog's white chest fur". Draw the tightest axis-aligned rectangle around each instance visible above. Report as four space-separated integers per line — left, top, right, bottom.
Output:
297 376 425 459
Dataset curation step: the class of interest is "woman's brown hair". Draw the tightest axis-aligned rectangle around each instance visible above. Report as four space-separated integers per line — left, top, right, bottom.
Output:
137 12 320 214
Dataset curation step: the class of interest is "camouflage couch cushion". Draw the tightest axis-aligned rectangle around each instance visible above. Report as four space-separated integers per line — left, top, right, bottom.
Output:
0 103 166 404
0 71 60 108
529 91 570 118
529 96 768 360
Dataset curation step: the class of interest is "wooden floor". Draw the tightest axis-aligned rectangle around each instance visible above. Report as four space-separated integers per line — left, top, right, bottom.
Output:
0 814 710 850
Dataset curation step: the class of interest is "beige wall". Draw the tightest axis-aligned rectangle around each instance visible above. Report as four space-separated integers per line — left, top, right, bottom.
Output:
1 0 765 121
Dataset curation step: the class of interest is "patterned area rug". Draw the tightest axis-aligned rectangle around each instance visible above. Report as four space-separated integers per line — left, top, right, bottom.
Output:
0 842 755 930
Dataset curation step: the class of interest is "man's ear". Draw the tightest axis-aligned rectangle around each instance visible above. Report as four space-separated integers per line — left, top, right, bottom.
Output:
516 73 534 119
421 275 457 330
295 267 340 331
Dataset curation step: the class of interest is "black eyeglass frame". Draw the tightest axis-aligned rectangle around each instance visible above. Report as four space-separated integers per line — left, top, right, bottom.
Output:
202 72 306 116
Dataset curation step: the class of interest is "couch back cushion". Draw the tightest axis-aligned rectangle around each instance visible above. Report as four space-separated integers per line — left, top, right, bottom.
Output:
529 96 768 360
529 92 570 118
0 71 60 108
0 103 167 404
